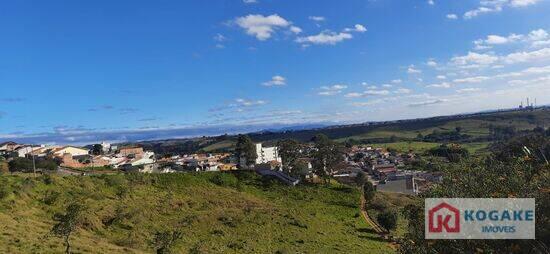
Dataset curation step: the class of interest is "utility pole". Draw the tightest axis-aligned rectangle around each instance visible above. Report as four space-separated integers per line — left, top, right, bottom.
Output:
32 154 36 177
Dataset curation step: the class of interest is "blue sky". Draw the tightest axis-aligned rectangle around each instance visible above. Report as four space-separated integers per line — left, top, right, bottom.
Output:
1 0 550 144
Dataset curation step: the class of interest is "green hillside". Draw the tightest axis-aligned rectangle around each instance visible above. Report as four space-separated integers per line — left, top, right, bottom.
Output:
0 173 391 254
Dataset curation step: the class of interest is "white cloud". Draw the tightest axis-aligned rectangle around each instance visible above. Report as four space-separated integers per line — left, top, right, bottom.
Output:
234 98 267 107
290 26 302 34
427 60 438 67
437 75 447 80
446 14 458 19
464 0 542 19
234 14 293 41
407 65 422 74
345 89 390 97
395 88 412 94
408 99 447 107
391 79 402 84
428 0 435 5
262 75 286 86
427 82 451 88
309 16 326 22
319 84 347 96
456 88 481 93
504 47 550 63
344 24 367 33
213 33 226 42
453 76 490 83
296 31 353 45
510 0 541 7
528 29 549 41
451 52 499 66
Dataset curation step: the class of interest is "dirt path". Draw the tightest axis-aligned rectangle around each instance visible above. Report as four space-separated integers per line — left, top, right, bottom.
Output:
359 193 399 251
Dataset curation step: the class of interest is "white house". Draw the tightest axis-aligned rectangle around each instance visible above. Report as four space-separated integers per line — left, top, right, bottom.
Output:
255 143 282 164
15 146 35 157
53 146 89 157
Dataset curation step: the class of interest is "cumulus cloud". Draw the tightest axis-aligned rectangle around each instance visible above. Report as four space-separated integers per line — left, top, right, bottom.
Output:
456 88 481 93
451 52 499 66
407 65 422 74
446 14 458 19
309 16 325 22
408 99 447 107
318 84 347 96
344 24 367 33
503 47 550 63
234 14 294 40
473 29 548 49
395 88 412 94
453 76 490 83
464 0 541 19
427 82 451 88
345 89 390 97
243 0 258 4
234 98 267 107
296 31 353 45
262 75 287 86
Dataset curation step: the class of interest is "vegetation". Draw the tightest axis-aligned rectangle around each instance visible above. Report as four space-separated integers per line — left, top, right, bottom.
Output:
376 210 398 232
0 172 391 253
49 202 86 254
399 133 550 253
311 134 344 184
235 134 257 168
8 157 58 172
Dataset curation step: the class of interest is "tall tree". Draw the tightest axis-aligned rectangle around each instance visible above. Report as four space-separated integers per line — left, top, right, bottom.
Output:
277 139 301 173
235 135 257 168
50 202 86 254
311 134 344 184
92 144 103 155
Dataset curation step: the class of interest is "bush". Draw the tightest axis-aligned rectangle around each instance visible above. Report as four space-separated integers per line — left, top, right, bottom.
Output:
363 181 375 202
377 209 398 231
210 173 238 187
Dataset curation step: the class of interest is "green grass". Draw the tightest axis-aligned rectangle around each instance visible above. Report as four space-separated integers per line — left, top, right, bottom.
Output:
0 173 392 253
363 142 441 154
201 140 235 152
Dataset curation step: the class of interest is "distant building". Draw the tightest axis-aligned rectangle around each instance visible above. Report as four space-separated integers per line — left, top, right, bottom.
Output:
118 146 144 157
255 143 282 164
52 146 89 157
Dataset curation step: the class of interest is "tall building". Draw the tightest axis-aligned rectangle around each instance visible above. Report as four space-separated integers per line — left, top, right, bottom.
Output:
255 143 282 164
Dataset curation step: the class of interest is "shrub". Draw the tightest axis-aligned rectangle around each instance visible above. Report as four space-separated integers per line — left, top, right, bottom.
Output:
363 181 375 202
377 209 398 231
210 173 238 187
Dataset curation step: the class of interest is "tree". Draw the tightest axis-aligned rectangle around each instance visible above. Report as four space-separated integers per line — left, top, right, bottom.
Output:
363 181 375 202
399 136 550 253
311 134 344 184
455 126 462 133
533 126 545 134
235 135 257 168
152 230 183 254
355 171 367 187
92 144 103 155
277 139 301 173
377 209 398 232
8 157 33 172
50 202 85 254
291 159 310 179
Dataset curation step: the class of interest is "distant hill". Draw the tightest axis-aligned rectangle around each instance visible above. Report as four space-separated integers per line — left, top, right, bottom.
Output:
129 107 550 155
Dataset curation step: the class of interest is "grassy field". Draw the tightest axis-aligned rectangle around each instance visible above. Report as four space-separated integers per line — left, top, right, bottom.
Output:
0 172 392 253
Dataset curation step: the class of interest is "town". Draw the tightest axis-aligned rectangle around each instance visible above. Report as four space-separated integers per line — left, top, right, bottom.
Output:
0 136 442 195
